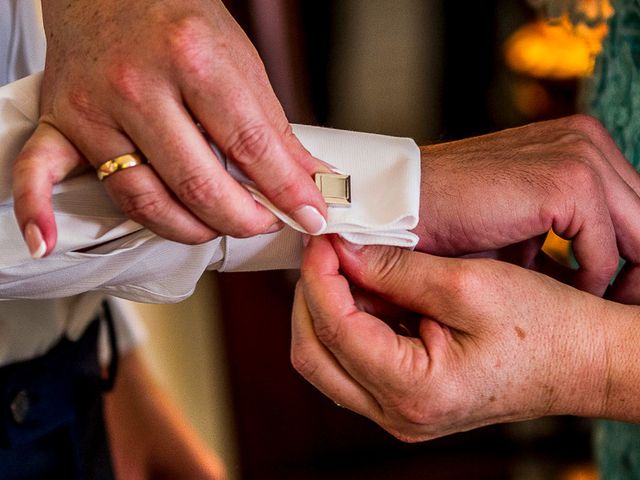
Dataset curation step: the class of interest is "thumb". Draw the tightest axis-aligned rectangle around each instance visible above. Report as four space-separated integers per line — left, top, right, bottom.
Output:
12 122 86 258
331 236 462 321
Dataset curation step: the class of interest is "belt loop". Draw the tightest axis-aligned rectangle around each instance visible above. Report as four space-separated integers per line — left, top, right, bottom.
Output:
99 300 119 392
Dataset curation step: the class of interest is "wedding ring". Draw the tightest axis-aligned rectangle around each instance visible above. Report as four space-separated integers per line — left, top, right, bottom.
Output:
97 152 147 181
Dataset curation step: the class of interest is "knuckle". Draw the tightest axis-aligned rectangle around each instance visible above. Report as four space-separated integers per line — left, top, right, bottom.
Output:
64 87 110 125
562 157 600 193
12 151 36 178
265 177 303 208
313 318 342 350
175 175 266 237
228 217 268 238
175 174 220 210
118 190 168 225
227 123 272 167
368 247 407 289
600 255 620 279
166 17 214 79
446 261 484 300
290 347 320 380
567 113 607 137
104 62 148 107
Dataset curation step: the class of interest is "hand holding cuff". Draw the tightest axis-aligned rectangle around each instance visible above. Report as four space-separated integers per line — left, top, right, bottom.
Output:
222 125 421 271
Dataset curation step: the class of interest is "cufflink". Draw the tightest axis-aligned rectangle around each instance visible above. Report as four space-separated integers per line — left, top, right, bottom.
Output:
314 173 351 207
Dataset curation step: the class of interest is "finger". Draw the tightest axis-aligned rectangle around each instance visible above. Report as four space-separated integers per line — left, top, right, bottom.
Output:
183 68 329 234
351 287 416 323
574 115 640 195
58 117 218 244
117 96 280 238
351 288 422 337
244 64 337 177
607 262 640 305
290 281 380 418
566 208 619 296
329 236 456 317
589 157 640 294
12 122 85 257
301 236 436 397
567 119 640 270
104 165 221 243
238 59 334 175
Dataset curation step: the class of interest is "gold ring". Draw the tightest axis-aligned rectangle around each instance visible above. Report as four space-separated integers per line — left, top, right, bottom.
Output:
97 152 147 181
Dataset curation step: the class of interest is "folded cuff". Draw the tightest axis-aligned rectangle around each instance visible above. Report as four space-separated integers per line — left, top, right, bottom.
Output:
221 124 420 271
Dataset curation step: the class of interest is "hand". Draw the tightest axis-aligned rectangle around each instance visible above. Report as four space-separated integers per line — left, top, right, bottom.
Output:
12 0 328 256
414 114 640 299
291 235 614 442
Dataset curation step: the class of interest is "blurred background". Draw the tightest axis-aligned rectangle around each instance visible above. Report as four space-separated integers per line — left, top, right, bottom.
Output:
133 1 610 478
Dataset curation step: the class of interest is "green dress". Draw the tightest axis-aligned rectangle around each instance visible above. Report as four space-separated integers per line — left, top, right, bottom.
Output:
589 1 640 477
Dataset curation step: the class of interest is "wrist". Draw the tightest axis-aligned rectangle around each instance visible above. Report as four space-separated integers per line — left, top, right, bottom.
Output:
595 302 640 422
547 296 610 418
413 145 440 252
412 143 475 255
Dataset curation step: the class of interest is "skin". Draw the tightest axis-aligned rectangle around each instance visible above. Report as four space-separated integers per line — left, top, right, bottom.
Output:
289 116 640 439
105 350 226 480
12 0 329 256
15 105 640 300
292 235 640 442
414 114 640 300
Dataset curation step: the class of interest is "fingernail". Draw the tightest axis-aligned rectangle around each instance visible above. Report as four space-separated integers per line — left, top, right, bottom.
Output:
265 221 284 234
317 159 347 175
293 205 327 235
24 222 46 259
302 234 311 247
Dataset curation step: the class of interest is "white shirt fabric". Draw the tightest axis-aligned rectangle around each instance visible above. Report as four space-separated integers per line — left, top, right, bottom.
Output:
0 0 146 366
0 2 421 366
0 0 45 85
0 72 420 301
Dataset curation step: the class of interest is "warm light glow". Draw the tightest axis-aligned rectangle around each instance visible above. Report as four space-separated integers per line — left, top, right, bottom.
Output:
542 230 573 267
505 0 613 79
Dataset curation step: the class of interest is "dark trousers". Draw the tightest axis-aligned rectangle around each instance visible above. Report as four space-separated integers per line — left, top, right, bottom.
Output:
0 303 118 480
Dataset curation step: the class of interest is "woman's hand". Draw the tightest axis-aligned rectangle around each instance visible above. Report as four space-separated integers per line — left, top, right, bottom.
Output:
13 0 328 257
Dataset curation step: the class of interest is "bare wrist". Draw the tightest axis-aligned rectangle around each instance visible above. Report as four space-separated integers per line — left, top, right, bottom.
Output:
595 302 640 422
548 297 611 418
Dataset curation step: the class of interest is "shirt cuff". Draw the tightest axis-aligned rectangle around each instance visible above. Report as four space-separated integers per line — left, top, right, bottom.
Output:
220 125 421 271
0 73 421 288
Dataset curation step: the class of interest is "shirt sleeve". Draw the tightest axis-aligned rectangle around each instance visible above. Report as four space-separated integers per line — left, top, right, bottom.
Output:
0 72 421 302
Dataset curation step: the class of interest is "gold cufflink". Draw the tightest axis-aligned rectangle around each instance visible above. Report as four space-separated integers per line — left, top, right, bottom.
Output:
314 173 351 207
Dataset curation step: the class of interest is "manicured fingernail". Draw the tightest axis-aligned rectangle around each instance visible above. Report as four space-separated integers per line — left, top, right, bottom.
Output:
317 159 347 175
265 221 285 234
24 222 46 259
302 234 311 247
293 205 327 235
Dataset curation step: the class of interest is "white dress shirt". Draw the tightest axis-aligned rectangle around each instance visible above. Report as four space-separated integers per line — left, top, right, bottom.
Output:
0 1 420 365
0 0 146 365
